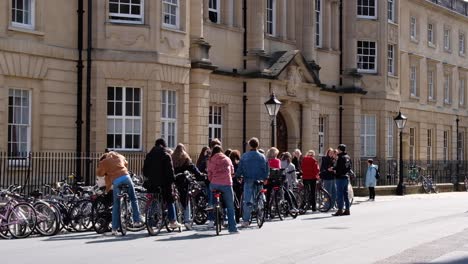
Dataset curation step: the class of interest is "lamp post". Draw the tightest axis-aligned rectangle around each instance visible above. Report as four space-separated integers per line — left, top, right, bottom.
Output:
394 111 408 195
264 93 282 147
456 116 460 188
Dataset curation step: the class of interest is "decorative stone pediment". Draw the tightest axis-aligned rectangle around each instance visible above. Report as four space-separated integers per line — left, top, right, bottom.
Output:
285 66 304 96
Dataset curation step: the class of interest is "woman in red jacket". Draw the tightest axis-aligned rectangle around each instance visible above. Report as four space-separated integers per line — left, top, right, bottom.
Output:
301 150 320 212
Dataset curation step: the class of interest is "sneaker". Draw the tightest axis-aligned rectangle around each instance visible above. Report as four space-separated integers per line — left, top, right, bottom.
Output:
184 223 192 230
169 221 183 229
229 230 240 234
131 221 144 228
207 220 214 228
111 230 118 236
240 221 250 228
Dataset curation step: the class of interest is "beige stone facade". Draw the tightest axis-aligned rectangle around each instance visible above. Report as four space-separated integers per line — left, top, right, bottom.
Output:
1 0 467 163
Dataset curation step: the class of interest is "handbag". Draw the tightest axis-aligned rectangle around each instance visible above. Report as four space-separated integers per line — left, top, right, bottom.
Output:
346 169 356 180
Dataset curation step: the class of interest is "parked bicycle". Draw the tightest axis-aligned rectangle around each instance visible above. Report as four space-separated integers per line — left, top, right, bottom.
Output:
408 165 438 193
0 187 37 239
146 186 182 236
295 179 332 214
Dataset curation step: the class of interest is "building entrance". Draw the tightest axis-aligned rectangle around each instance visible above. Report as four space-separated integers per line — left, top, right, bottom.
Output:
276 112 288 152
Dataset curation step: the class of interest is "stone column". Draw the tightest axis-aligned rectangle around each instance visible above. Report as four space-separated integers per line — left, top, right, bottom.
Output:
302 0 315 61
247 0 265 54
342 94 363 160
191 0 204 39
302 102 319 152
188 68 211 158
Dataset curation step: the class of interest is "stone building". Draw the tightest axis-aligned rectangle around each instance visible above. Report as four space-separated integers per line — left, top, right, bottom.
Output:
1 0 468 168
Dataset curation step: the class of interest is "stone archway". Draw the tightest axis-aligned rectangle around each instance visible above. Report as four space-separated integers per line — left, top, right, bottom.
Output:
276 112 288 153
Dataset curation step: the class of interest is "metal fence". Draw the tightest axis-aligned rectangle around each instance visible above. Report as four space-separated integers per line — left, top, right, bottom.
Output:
0 152 146 194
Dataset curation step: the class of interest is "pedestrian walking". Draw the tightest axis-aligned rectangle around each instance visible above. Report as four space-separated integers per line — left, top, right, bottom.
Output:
365 159 378 201
332 144 353 216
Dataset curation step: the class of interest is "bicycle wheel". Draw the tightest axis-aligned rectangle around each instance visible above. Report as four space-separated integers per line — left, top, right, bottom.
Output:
146 199 164 236
294 189 306 215
422 177 431 194
256 193 266 228
69 200 93 232
274 191 283 221
317 188 332 213
215 206 222 236
127 197 147 232
34 201 60 236
193 194 208 225
91 199 110 234
8 202 37 239
119 196 128 236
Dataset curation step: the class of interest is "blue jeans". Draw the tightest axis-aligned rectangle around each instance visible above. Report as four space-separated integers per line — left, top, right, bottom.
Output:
183 202 191 224
336 178 350 210
112 175 142 230
322 179 337 208
167 202 176 221
242 179 256 223
209 184 238 232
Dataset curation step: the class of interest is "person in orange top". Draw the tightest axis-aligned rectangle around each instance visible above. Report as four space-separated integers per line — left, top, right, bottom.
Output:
96 151 141 235
301 150 320 212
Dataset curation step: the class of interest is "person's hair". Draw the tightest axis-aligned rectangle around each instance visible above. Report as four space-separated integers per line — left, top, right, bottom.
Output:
155 138 167 148
224 148 232 157
229 150 241 163
293 149 302 157
307 150 315 157
266 147 279 159
248 137 259 149
211 145 223 156
326 148 334 157
338 144 346 152
196 146 210 167
367 159 374 164
172 143 192 169
209 138 222 149
282 152 292 163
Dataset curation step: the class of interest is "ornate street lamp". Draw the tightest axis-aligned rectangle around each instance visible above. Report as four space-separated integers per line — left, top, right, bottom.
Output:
264 93 282 147
394 111 407 195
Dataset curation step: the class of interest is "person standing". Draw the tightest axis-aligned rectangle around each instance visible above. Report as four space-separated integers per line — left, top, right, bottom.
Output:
320 148 337 209
235 138 269 227
207 145 238 233
196 146 210 173
96 151 142 235
365 159 378 201
143 138 182 229
332 144 353 216
301 150 320 212
292 149 303 176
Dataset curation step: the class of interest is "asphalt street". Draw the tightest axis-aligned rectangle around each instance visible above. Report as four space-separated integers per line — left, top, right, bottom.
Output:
2 192 468 264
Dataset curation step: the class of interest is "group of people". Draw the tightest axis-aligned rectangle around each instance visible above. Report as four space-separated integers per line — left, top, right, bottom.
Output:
96 135 378 236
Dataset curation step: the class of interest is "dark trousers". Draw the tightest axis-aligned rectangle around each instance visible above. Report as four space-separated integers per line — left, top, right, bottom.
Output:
369 187 375 199
303 179 317 211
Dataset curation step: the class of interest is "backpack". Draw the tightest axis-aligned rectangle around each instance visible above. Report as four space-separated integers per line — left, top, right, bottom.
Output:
374 166 380 180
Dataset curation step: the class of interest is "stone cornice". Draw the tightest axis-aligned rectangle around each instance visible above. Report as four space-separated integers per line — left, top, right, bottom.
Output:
412 0 468 22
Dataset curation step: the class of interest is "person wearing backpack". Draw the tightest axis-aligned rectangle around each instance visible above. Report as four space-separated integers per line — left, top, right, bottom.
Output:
365 159 379 201
332 144 352 216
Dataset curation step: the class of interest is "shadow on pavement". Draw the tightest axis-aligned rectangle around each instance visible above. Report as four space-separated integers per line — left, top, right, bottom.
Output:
300 215 334 221
85 232 149 244
156 232 220 241
43 232 101 242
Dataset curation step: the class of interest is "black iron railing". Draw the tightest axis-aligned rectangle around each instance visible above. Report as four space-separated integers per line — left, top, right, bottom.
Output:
0 152 146 194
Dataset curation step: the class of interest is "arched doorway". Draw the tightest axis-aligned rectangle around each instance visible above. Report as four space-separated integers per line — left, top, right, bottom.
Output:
276 112 288 152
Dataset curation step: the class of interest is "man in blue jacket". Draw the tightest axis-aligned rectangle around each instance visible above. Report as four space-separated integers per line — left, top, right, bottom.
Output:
236 137 269 227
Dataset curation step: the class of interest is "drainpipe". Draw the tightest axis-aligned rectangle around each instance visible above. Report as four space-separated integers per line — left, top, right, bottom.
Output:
338 0 343 144
85 0 93 185
242 0 248 153
76 0 84 182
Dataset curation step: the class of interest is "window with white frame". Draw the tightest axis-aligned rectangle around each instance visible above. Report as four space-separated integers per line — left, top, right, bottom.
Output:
458 131 464 161
387 0 395 22
410 66 418 97
8 89 31 157
427 129 433 164
318 116 326 156
162 0 179 28
266 0 276 36
109 0 143 24
387 117 394 158
410 17 417 39
360 115 376 157
208 105 223 144
208 0 220 23
444 28 451 51
161 90 177 149
357 0 376 19
388 44 395 75
459 32 465 55
428 70 436 100
107 87 142 150
357 41 377 73
11 0 34 29
443 130 449 162
315 0 322 48
460 78 465 106
409 127 416 163
428 23 434 45
444 74 451 104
